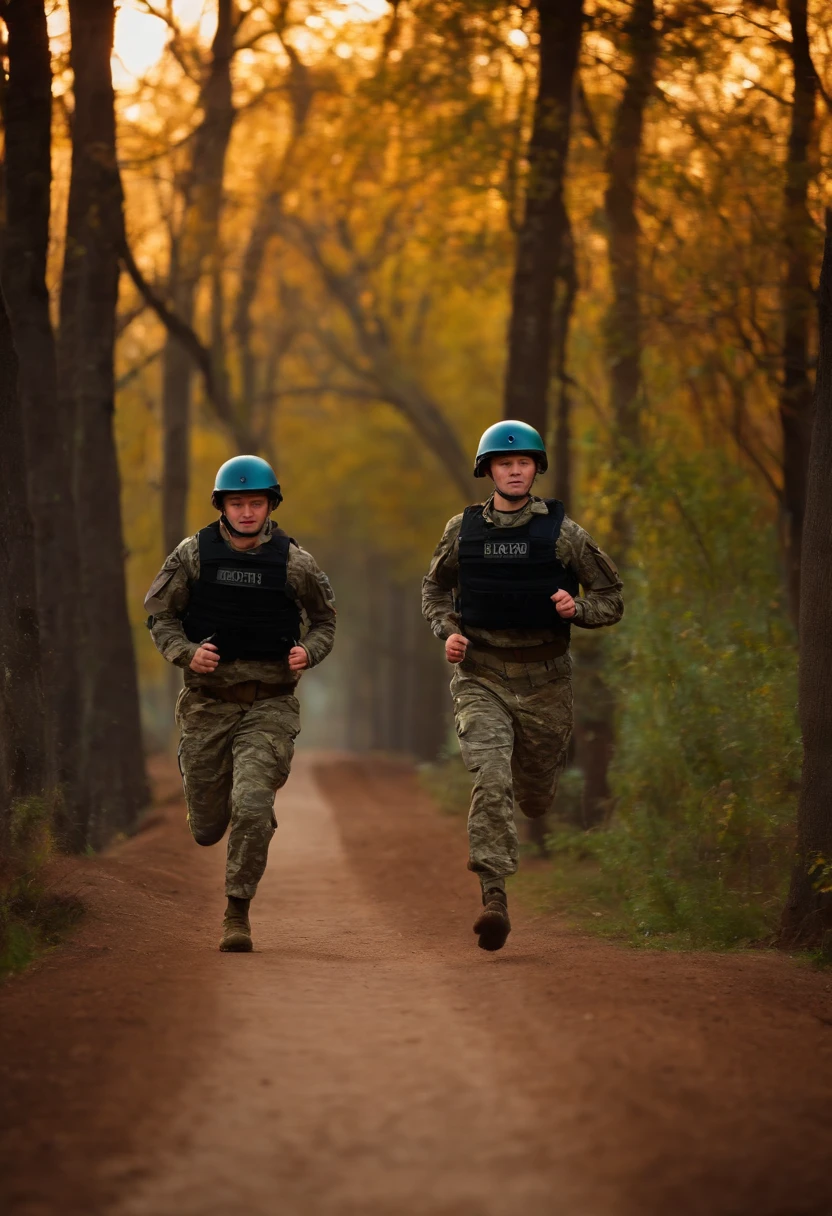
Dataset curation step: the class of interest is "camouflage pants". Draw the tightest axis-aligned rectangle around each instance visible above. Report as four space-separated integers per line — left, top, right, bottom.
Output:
175 688 301 900
451 666 573 890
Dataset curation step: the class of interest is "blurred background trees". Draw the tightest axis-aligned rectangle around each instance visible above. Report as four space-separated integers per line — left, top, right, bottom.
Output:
0 0 830 943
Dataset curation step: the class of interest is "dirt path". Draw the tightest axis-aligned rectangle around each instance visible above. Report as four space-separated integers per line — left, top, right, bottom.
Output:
2 755 832 1216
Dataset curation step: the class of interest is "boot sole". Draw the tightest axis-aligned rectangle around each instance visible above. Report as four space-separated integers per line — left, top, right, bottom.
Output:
219 933 253 953
474 908 511 952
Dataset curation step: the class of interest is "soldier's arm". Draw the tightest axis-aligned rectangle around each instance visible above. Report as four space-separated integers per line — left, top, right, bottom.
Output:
287 547 336 667
556 518 624 629
144 537 200 667
421 514 463 641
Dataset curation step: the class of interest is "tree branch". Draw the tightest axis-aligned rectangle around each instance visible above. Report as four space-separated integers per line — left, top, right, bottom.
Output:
120 238 257 452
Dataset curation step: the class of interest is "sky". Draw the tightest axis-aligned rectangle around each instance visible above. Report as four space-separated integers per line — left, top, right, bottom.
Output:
110 0 390 85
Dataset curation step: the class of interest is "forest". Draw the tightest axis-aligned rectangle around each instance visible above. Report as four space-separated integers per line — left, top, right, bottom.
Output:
1 0 832 963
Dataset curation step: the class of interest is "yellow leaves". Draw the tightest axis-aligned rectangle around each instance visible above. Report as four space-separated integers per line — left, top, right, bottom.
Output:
809 855 832 896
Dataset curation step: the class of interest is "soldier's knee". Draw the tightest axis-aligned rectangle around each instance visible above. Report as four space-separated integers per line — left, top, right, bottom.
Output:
480 761 513 794
234 796 278 835
514 778 557 819
190 824 226 847
517 799 551 820
466 749 511 779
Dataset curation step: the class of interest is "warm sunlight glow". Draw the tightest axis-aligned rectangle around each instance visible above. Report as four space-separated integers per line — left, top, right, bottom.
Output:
111 0 390 87
113 0 207 85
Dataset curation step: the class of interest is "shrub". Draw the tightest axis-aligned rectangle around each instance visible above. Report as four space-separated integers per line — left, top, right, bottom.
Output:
0 793 82 979
585 452 799 946
422 452 800 949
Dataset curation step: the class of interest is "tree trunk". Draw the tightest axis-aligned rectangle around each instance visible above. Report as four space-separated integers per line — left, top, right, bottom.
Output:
779 213 832 953
0 287 47 831
231 49 313 437
61 0 148 847
1 0 83 844
603 0 657 463
503 0 584 433
572 640 616 828
525 224 577 852
552 219 578 509
779 0 819 624
160 0 236 556
576 0 658 830
161 328 193 557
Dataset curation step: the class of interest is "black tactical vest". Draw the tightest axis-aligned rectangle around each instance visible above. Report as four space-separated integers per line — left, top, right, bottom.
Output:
457 499 579 637
181 522 302 662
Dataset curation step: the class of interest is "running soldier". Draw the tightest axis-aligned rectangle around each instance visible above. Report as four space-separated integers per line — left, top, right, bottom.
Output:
145 456 336 952
422 422 623 951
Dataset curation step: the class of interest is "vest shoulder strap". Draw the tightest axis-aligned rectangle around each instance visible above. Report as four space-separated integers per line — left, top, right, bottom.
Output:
197 521 290 565
460 499 566 537
270 525 298 546
197 522 225 563
459 503 486 533
530 499 565 538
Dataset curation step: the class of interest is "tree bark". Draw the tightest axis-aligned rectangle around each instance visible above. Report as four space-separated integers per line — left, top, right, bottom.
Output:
231 46 312 432
0 0 83 844
503 0 584 433
576 0 658 831
0 287 47 833
60 0 148 847
779 0 819 624
160 0 236 556
603 0 658 462
779 212 832 953
524 224 578 851
552 219 578 509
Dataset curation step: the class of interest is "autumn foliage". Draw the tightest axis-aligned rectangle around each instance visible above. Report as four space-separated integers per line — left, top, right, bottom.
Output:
1 0 831 951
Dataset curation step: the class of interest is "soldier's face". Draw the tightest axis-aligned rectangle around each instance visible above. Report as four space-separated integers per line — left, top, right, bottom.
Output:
223 493 270 533
487 455 537 497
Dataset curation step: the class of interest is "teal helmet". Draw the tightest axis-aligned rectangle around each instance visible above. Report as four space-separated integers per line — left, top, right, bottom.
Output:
473 420 548 477
211 455 283 509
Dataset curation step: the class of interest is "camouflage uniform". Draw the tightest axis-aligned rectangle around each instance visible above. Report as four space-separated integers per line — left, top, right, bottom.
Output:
145 519 336 899
422 494 622 891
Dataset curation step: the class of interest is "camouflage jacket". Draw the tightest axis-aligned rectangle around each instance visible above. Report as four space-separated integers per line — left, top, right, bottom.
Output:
422 495 623 677
144 519 336 689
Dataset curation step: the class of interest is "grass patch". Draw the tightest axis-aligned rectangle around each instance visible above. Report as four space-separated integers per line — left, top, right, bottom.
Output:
0 792 84 980
421 743 791 952
511 823 784 951
419 752 471 817
0 887 84 979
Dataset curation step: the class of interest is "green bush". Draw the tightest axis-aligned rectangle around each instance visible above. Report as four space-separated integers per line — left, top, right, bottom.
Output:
0 793 82 979
419 730 472 817
421 453 799 949
584 453 800 946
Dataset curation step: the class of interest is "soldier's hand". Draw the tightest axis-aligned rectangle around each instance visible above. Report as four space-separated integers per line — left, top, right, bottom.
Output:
288 645 309 673
445 633 469 664
190 642 220 673
551 589 576 619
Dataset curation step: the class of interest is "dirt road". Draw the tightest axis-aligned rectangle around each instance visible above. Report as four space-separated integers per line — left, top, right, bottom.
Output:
2 754 832 1216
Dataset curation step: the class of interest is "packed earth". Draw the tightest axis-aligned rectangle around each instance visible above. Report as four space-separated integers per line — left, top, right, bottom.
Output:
2 756 832 1216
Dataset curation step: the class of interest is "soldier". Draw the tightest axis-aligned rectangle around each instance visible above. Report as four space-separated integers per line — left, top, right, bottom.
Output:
422 421 623 952
144 455 336 953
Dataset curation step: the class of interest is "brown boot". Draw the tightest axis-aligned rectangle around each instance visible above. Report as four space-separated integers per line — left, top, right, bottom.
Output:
473 888 511 952
219 896 252 953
